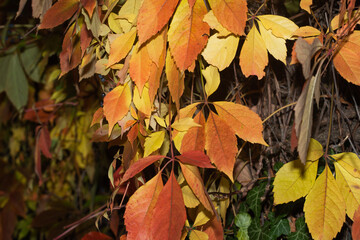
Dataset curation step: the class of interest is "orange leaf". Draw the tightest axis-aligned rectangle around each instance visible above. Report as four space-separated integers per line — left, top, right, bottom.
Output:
90 107 104 127
180 162 213 213
205 111 237 182
239 24 268 79
137 0 179 45
168 0 209 70
148 48 166 103
107 28 137 67
103 83 132 133
150 171 187 240
129 43 152 94
80 0 96 18
208 0 247 36
177 151 214 168
39 0 79 29
333 30 360 86
81 232 112 240
203 216 224 240
38 126 52 159
147 28 167 67
121 155 164 183
80 23 92 57
180 111 205 153
124 173 163 240
166 50 184 110
353 206 360 239
214 101 267 145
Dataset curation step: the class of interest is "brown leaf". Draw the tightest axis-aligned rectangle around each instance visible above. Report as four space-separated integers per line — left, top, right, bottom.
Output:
294 37 322 79
80 0 96 18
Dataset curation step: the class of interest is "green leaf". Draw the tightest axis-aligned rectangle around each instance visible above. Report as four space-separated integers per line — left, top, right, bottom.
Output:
235 212 251 229
288 217 310 240
246 182 266 217
19 44 42 82
268 218 290 239
236 229 249 240
248 219 271 240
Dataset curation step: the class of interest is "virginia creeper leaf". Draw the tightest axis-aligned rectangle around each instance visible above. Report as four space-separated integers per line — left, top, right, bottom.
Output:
80 0 96 18
208 0 247 36
239 24 268 79
166 50 184 110
332 152 360 178
150 171 186 240
202 65 220 97
352 206 360 239
176 151 213 168
172 117 201 132
137 0 179 45
300 0 312 13
257 15 299 39
168 0 209 70
304 165 345 240
81 232 112 240
39 0 79 29
143 130 166 157
189 230 209 240
205 111 237 181
203 10 231 37
181 111 206 153
107 28 137 67
203 216 224 240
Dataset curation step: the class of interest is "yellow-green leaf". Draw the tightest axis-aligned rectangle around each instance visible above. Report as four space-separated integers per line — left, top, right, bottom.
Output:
304 165 345 240
273 159 318 204
202 65 220 97
144 130 166 157
257 15 298 39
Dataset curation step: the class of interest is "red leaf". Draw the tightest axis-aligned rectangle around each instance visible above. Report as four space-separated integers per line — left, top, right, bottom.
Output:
124 173 163 240
137 0 180 45
121 155 165 183
81 232 112 240
352 206 360 239
150 171 187 240
80 0 96 18
177 151 214 168
24 99 56 123
39 0 79 29
80 23 92 57
39 126 52 159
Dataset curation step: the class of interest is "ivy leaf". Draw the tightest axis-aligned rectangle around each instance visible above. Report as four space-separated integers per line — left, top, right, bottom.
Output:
124 173 163 240
103 83 132 133
168 0 209 71
235 212 251 240
39 0 79 29
239 24 268 79
150 171 186 240
257 15 298 40
107 28 137 67
214 101 267 145
268 218 290 239
304 165 346 240
246 182 266 217
273 158 318 205
288 217 310 240
208 0 247 36
205 111 237 181
202 65 220 97
248 219 271 240
137 0 179 45
333 30 360 86
143 131 166 157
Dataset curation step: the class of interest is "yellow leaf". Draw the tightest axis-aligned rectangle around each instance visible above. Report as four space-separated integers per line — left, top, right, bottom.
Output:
306 138 324 161
258 20 287 64
172 117 201 132
107 28 137 67
181 184 200 208
173 131 187 152
189 230 209 240
143 130 165 157
193 208 211 227
257 15 299 39
273 159 318 204
108 13 123 33
292 26 321 38
304 165 345 240
147 29 167 67
332 152 360 178
335 161 360 220
239 24 268 79
333 30 360 86
300 0 312 13
219 176 230 221
202 33 239 71
203 10 231 37
154 116 167 128
118 0 142 24
133 85 152 117
202 65 220 97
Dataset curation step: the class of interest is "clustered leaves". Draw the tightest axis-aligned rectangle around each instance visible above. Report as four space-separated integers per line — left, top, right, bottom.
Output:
2 0 360 239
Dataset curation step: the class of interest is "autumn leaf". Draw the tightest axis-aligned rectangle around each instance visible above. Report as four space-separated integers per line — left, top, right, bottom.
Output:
202 65 220 97
205 111 237 181
176 151 213 168
273 159 318 204
150 171 187 240
172 117 201 132
180 163 213 213
300 0 312 13
352 206 360 239
133 85 152 117
181 111 206 153
39 0 79 29
103 83 132 133
214 101 267 145
124 173 163 240
81 232 112 240
168 0 209 70
147 28 167 67
203 216 224 240
239 24 268 79
257 15 298 40
137 0 179 45
121 155 164 183
166 51 184 110
107 28 137 67
80 0 96 18
304 165 345 240
333 30 360 86
143 130 166 157
208 0 247 36
203 10 231 37
202 33 239 71
332 152 360 178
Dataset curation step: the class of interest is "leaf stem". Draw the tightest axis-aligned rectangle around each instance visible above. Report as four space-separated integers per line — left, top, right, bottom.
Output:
324 81 334 162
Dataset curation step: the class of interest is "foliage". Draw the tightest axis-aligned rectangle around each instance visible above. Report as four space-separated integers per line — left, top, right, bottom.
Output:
1 0 360 239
